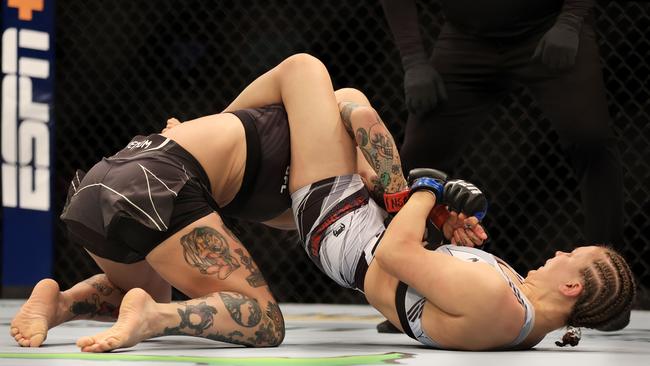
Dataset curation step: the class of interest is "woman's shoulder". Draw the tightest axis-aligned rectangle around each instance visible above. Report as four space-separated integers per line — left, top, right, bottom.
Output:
423 279 527 350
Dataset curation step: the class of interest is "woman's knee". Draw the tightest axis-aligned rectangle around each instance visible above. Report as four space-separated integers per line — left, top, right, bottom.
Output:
335 87 371 106
279 53 329 79
252 299 285 347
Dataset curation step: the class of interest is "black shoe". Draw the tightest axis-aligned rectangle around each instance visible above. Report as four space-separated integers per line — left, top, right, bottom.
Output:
376 319 402 333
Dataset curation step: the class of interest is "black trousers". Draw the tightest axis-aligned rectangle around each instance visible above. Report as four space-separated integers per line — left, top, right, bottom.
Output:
400 22 623 246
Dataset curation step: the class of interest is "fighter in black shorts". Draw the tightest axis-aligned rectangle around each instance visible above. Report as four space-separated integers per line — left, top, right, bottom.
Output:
12 54 479 352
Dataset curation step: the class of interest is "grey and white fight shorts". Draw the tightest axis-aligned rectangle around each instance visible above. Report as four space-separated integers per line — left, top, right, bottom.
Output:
291 174 387 290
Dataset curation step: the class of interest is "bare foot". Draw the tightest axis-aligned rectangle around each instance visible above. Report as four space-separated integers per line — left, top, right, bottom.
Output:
76 288 155 352
10 279 64 347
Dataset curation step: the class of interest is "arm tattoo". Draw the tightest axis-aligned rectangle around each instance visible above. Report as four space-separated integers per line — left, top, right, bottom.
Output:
234 248 267 288
219 292 262 327
355 128 369 147
181 226 241 278
369 176 385 203
370 132 394 159
341 101 406 193
357 117 406 193
339 101 361 137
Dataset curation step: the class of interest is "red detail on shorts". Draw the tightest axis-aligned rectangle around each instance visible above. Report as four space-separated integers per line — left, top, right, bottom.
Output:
429 204 450 230
309 193 368 258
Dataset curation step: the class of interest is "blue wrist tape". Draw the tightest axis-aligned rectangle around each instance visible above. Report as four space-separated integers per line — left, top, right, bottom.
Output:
410 177 444 202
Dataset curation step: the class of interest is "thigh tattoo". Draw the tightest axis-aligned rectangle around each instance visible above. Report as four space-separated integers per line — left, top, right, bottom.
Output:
181 227 241 278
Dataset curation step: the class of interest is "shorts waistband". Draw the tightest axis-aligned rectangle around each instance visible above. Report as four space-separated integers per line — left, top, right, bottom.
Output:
219 110 261 214
114 134 213 191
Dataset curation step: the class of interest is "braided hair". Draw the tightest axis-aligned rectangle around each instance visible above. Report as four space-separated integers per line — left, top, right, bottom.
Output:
555 248 636 347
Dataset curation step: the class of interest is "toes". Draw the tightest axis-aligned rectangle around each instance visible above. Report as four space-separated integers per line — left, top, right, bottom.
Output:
78 336 113 353
76 336 94 348
79 336 122 353
80 345 94 353
85 344 100 353
10 327 18 336
98 341 112 352
104 337 121 351
79 342 99 353
29 334 45 347
85 340 103 352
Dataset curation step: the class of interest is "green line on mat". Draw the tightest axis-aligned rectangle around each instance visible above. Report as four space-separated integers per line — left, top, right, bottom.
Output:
0 352 408 365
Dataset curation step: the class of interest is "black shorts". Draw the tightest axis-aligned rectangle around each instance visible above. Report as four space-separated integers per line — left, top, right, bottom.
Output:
221 104 291 222
60 134 218 263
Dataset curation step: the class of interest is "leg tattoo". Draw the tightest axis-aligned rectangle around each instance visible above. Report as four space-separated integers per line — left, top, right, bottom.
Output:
153 296 283 347
70 294 119 319
247 302 285 346
69 275 124 320
181 227 241 278
219 292 262 327
234 248 267 288
158 301 218 336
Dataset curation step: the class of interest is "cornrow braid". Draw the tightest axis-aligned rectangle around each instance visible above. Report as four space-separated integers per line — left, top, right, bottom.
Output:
557 248 636 347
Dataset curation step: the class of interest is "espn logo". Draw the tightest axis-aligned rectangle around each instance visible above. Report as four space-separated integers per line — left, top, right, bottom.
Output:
2 27 51 210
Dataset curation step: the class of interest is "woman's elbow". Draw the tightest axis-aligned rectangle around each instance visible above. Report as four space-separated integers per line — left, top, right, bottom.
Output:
375 237 408 268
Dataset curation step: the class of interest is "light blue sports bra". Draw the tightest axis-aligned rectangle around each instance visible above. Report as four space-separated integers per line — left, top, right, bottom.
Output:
395 245 535 349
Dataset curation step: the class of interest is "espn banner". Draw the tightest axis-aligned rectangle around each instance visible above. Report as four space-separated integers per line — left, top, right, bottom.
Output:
2 0 54 295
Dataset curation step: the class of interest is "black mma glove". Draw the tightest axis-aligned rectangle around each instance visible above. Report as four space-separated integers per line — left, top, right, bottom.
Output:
532 12 583 70
402 53 447 115
442 179 488 221
408 168 448 202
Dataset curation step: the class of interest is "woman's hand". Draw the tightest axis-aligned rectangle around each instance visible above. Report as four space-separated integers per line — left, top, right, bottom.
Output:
443 212 488 247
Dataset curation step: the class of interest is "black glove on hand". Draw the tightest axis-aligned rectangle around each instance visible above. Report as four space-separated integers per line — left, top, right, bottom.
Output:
443 179 488 220
408 168 448 202
407 168 448 185
402 54 447 115
532 12 582 70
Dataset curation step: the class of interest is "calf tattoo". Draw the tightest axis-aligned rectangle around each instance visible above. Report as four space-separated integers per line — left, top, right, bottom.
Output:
247 302 285 346
181 227 240 278
91 282 114 296
158 301 218 336
219 292 263 327
177 301 218 335
82 275 125 296
70 294 119 319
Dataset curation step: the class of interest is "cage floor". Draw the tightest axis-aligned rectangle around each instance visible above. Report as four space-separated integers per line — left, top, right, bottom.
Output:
0 300 648 366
